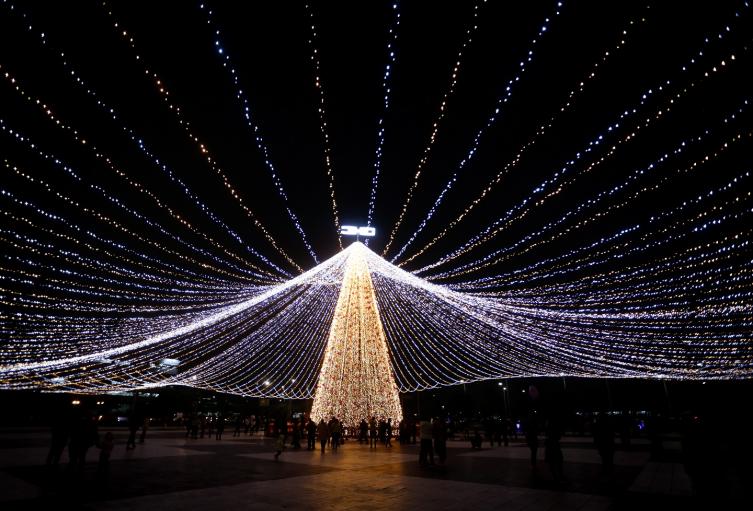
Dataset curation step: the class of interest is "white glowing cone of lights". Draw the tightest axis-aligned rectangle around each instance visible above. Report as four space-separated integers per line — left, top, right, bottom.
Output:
310 242 403 427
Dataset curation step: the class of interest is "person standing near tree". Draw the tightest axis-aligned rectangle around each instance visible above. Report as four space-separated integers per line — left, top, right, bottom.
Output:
432 417 447 465
369 417 378 448
385 418 393 447
306 418 317 450
330 417 342 452
318 419 329 454
419 418 434 466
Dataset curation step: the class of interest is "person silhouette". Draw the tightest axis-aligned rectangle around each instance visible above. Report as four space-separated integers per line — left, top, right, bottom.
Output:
318 419 329 454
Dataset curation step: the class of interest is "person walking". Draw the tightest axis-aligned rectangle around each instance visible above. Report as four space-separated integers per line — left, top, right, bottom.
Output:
385 419 393 447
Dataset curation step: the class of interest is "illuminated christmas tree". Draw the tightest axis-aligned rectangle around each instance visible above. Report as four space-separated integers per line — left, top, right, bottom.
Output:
310 242 403 427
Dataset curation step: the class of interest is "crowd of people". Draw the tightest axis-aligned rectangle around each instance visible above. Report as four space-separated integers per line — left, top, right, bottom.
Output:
268 415 455 467
183 413 242 440
267 411 624 483
44 404 629 489
272 416 398 459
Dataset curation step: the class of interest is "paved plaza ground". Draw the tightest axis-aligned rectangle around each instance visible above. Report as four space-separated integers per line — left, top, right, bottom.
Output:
0 427 716 510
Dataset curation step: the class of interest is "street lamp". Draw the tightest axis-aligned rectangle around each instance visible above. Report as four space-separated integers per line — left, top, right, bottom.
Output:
498 381 510 418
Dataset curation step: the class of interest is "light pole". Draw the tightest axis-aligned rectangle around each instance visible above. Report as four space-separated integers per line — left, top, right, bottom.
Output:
498 381 510 418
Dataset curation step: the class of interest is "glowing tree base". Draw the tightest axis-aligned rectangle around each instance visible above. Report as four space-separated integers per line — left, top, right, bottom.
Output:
310 242 403 427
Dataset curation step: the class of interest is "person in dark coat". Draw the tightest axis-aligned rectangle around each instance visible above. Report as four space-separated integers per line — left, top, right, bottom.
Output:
432 417 447 465
318 419 329 454
330 417 342 452
369 417 378 448
419 419 435 465
593 413 615 474
139 416 149 444
215 415 225 440
96 431 115 483
46 411 69 468
306 418 317 450
126 412 139 449
69 409 98 472
291 419 301 449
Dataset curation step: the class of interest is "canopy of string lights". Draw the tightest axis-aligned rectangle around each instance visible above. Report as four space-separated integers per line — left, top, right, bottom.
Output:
1 0 752 404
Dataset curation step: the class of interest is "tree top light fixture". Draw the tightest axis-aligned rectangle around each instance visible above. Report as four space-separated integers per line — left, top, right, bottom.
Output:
341 225 376 237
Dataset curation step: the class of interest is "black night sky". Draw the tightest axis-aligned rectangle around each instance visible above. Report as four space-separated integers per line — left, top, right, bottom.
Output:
2 0 751 282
